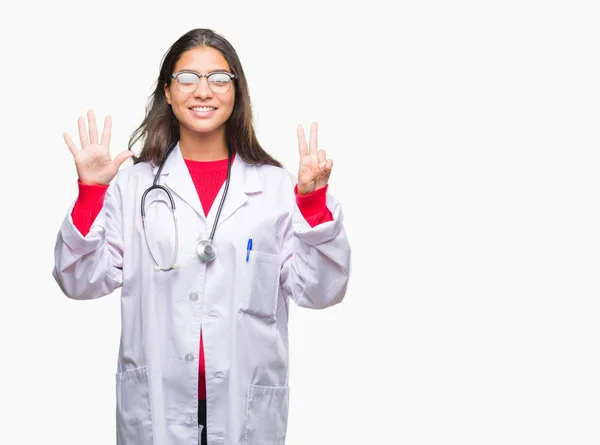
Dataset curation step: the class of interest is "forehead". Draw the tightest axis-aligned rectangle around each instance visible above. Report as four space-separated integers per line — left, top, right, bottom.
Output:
174 46 231 72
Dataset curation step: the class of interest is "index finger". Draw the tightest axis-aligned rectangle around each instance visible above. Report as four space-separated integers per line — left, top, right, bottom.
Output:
101 115 112 147
297 124 309 158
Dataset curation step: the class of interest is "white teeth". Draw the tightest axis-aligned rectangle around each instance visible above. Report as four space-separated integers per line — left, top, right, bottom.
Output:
191 107 216 112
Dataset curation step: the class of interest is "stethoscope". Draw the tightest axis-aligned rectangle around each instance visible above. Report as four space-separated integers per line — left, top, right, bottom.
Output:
141 143 232 271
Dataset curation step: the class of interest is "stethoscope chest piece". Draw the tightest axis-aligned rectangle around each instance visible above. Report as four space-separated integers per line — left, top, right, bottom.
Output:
197 239 217 262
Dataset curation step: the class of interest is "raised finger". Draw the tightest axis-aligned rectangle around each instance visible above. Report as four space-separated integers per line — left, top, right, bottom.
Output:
297 124 309 158
101 115 112 147
63 132 78 157
309 122 318 154
88 109 99 145
77 116 89 149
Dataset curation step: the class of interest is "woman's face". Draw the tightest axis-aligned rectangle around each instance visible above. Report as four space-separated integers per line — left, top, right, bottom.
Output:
164 46 235 138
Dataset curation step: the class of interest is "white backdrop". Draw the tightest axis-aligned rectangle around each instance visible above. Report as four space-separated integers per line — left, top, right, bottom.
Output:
1 1 600 444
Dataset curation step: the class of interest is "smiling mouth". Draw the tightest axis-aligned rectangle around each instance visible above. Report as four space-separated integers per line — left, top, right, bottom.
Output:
190 106 217 112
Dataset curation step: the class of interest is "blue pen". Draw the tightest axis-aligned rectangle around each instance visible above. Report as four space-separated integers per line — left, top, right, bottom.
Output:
246 238 253 262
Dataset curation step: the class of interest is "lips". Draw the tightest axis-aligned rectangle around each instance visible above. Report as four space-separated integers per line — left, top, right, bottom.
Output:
189 106 217 119
189 106 217 112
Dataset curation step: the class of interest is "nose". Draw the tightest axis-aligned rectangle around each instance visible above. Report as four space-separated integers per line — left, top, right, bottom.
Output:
194 76 212 99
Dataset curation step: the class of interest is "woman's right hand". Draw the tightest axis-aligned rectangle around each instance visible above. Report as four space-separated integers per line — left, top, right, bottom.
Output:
63 109 134 185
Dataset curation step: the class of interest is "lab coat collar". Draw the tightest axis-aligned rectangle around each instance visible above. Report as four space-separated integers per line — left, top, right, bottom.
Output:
152 142 261 225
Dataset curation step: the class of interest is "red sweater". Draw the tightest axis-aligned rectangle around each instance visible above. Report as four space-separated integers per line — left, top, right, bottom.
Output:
71 157 334 400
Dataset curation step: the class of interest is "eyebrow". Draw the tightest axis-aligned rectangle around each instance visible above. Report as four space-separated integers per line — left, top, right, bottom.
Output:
178 69 231 74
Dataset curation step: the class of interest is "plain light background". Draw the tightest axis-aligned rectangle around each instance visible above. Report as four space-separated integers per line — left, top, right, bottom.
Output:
1 0 600 444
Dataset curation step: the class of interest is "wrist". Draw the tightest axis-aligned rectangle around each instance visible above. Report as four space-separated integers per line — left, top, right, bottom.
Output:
78 177 110 186
297 185 313 195
78 178 110 187
295 183 328 197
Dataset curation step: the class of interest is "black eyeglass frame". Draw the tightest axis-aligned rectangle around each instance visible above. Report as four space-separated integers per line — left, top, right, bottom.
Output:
170 71 237 93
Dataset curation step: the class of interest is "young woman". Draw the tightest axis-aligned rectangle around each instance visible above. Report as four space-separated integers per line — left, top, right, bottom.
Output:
53 28 351 445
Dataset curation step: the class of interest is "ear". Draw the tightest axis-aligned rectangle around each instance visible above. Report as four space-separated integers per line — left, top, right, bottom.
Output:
164 83 172 105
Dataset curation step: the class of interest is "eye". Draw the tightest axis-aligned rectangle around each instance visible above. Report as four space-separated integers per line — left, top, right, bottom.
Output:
177 73 199 85
208 73 231 84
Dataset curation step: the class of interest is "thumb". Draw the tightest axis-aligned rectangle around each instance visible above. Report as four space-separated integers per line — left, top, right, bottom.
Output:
113 150 134 168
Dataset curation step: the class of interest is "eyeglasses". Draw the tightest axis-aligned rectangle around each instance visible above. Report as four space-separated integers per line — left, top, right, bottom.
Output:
171 71 237 94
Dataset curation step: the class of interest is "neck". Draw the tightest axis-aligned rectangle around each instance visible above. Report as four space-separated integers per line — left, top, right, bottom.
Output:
179 128 229 161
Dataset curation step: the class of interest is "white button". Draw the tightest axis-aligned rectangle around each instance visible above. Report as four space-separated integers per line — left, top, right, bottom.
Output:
189 292 199 301
186 414 195 425
195 231 204 241
185 353 195 362
213 372 224 379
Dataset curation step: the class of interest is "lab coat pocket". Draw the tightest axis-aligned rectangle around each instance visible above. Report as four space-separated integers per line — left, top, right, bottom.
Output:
238 251 280 321
116 366 155 445
243 384 290 445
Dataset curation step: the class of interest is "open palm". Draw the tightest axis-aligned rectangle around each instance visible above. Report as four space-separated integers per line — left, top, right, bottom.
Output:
63 109 133 185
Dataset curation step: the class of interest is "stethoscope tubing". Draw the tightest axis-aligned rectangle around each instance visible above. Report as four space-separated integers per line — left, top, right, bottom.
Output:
140 142 232 270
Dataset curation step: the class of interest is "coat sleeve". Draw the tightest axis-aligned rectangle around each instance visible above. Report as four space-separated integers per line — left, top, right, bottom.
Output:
52 173 126 300
279 173 351 309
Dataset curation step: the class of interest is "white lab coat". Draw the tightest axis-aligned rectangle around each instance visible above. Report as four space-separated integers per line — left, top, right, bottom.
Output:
52 144 351 445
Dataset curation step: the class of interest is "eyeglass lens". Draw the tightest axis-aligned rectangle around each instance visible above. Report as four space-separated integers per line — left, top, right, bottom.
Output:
176 73 232 93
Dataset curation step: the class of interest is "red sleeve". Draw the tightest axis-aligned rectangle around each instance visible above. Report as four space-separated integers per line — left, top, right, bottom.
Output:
294 184 334 227
71 180 109 236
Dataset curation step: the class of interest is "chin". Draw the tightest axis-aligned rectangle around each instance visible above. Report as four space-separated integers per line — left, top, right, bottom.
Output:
184 119 224 134
192 124 223 134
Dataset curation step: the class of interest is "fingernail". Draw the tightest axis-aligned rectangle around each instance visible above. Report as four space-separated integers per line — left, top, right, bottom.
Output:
319 162 326 169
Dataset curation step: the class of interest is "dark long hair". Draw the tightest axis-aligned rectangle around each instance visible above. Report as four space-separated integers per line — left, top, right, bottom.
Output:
130 28 282 168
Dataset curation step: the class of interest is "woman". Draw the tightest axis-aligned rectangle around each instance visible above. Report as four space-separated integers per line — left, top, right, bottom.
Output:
53 28 350 445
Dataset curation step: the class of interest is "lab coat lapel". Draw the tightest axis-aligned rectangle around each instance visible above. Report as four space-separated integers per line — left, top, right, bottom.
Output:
206 155 261 231
157 144 205 219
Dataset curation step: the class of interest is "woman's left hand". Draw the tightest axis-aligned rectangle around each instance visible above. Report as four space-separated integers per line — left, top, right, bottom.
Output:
297 122 333 195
